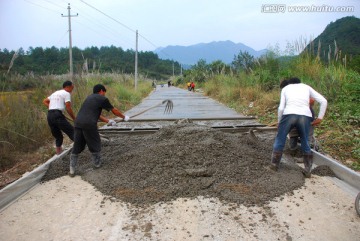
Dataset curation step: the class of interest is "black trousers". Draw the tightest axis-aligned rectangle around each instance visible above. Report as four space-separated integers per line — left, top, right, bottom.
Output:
47 110 74 147
72 127 101 154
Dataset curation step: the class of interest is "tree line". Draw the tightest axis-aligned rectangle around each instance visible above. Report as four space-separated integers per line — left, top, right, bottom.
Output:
0 45 181 79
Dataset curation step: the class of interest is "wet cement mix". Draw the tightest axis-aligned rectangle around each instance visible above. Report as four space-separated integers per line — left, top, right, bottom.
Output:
42 123 308 207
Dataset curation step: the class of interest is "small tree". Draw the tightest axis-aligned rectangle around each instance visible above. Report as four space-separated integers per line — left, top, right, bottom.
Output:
232 51 255 74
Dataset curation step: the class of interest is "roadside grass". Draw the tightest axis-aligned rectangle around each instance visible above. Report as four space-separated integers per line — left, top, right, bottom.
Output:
199 55 360 171
1 54 359 179
0 74 153 172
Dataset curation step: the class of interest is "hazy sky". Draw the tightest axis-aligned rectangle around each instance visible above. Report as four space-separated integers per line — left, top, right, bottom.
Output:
0 0 359 55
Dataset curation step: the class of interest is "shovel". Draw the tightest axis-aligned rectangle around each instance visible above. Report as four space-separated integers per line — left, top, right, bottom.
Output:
248 126 277 141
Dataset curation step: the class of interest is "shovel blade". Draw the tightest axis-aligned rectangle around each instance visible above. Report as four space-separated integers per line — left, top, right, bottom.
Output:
248 129 259 141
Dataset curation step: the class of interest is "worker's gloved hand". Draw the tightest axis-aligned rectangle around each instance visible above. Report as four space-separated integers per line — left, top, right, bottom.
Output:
108 119 116 126
124 115 130 122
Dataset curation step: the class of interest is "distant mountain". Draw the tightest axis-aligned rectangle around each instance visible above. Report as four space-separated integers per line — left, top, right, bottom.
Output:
154 40 267 66
306 16 360 57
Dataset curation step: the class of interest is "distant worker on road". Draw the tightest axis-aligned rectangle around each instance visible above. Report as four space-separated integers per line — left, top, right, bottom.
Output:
69 84 130 177
190 81 195 92
43 80 76 155
270 77 327 178
187 81 191 91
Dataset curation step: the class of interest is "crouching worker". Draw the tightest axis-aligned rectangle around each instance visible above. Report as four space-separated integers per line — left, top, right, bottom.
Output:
270 77 327 178
289 97 319 153
69 84 130 177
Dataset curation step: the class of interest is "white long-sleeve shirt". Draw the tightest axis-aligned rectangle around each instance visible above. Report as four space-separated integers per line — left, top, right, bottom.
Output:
278 83 327 122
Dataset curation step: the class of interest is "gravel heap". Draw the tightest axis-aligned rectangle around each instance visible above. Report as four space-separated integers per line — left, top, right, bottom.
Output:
42 123 306 207
312 165 336 177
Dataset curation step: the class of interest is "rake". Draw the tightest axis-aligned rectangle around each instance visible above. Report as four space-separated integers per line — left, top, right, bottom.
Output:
63 99 173 125
115 99 173 122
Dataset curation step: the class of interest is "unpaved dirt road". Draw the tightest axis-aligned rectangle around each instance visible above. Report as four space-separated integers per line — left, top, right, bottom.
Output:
1 86 359 240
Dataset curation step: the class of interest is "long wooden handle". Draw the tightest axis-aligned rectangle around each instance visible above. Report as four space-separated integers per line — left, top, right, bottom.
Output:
250 127 277 131
129 102 162 118
114 101 163 122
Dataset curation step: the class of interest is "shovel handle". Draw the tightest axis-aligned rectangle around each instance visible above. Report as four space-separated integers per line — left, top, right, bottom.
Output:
250 127 278 131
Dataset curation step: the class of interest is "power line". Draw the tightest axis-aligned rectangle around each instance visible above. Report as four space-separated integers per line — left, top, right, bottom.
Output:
80 0 135 33
42 0 64 9
78 1 181 78
138 33 160 50
72 18 128 47
28 0 168 52
70 3 134 48
54 31 69 47
28 0 132 49
24 0 62 14
79 0 167 53
24 0 181 65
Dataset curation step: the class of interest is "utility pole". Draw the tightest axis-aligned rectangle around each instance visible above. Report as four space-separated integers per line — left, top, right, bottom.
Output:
62 3 78 80
134 30 138 90
172 61 174 77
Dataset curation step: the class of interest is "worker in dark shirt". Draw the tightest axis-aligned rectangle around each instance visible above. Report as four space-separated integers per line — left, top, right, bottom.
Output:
69 84 129 177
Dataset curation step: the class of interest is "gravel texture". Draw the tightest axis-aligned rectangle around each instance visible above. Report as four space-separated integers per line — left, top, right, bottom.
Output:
312 165 337 177
42 122 307 207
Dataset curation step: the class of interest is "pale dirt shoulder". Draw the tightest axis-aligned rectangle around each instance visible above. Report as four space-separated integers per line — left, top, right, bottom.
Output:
1 175 359 241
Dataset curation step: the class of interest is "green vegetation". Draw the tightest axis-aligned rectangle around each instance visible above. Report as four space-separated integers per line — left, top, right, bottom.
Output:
309 16 360 57
174 17 360 170
1 51 359 173
178 47 360 171
0 45 180 81
0 74 153 171
305 16 360 73
1 16 359 174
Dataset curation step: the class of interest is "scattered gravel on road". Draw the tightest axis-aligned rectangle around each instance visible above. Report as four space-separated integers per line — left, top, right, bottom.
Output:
42 123 306 207
312 165 336 177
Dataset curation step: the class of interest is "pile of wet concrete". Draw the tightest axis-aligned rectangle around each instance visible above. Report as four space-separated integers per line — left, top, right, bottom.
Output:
42 123 307 206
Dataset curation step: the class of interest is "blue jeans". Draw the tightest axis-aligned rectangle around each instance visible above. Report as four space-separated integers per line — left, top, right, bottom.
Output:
273 114 312 154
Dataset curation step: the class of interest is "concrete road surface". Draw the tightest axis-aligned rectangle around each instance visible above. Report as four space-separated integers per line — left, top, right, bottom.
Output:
1 85 359 241
125 85 247 120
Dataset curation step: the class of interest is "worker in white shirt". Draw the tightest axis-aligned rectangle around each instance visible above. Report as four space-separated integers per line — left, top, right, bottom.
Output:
43 80 76 155
270 77 327 177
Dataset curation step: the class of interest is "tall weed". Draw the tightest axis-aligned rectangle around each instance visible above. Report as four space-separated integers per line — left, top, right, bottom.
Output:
198 52 359 169
0 73 153 170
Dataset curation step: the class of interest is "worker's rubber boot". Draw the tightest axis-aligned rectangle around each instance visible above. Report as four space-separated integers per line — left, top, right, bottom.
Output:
69 154 78 177
270 151 282 171
92 152 102 169
303 153 313 178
